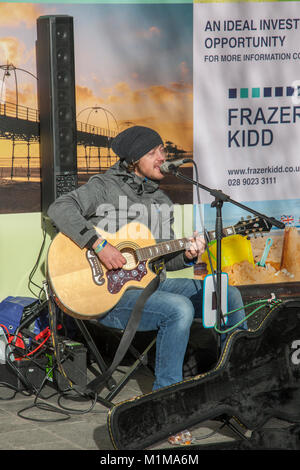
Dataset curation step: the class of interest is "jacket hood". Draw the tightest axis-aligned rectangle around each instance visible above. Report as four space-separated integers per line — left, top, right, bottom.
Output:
105 161 160 195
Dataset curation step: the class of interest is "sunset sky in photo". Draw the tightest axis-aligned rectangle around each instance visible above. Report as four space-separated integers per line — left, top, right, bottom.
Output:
0 1 193 169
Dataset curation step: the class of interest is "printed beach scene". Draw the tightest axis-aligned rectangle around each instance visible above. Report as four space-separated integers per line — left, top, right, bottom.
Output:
0 2 193 214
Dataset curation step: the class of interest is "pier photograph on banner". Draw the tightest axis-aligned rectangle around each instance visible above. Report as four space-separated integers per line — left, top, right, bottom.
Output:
0 2 193 213
193 0 300 287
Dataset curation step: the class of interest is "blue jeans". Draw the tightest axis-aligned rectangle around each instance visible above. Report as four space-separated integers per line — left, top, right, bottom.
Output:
99 278 247 390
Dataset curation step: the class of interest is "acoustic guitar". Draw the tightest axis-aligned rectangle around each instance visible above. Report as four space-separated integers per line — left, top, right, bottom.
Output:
47 217 271 319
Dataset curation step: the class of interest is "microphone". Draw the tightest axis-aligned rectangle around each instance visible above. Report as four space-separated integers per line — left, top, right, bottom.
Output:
160 158 191 174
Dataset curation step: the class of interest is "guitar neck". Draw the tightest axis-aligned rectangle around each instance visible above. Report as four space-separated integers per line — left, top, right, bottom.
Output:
136 238 189 262
136 225 237 262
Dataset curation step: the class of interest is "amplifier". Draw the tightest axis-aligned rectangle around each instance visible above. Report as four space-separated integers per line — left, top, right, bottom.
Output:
0 357 49 392
46 338 87 391
0 339 87 393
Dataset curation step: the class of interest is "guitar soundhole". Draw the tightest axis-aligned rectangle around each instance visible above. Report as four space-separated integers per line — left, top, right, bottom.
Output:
120 247 138 270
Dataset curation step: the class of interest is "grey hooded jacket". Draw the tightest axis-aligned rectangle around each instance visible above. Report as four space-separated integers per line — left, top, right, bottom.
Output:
47 162 190 274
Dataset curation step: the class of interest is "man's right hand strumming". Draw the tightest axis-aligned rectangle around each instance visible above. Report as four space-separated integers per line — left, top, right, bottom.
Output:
92 237 126 270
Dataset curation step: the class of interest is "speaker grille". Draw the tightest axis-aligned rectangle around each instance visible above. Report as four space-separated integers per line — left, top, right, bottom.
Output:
36 15 78 215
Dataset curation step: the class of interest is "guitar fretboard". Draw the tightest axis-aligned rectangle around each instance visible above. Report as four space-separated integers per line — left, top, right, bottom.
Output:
135 225 237 262
136 238 189 261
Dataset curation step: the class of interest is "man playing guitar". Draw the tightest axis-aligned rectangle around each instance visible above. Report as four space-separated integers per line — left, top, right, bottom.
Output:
48 126 247 444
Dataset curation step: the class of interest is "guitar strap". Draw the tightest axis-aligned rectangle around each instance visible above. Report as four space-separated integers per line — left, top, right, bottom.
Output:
85 264 163 395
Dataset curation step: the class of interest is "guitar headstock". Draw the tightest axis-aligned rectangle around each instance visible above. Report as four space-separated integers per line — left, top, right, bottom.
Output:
234 216 273 237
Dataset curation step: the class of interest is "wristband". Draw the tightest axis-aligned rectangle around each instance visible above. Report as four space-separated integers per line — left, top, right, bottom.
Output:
94 239 107 253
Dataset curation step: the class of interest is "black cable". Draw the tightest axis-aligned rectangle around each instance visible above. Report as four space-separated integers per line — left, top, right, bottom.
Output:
27 219 47 298
14 349 82 423
4 328 54 399
0 382 18 400
17 368 71 423
5 346 36 394
2 299 102 421
57 390 98 414
47 294 75 391
17 358 100 422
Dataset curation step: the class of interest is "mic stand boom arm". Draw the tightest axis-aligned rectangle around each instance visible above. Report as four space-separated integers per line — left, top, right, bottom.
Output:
171 168 284 230
170 167 285 353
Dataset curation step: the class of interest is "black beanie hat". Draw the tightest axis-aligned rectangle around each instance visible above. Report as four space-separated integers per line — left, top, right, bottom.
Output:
111 126 163 164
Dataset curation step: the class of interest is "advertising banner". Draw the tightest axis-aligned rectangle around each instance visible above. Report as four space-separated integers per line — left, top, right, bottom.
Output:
194 0 300 286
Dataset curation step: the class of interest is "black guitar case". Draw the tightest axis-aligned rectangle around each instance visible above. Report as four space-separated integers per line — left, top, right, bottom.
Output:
107 299 300 450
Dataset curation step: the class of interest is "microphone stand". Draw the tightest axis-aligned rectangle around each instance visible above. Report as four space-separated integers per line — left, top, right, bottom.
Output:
169 166 285 354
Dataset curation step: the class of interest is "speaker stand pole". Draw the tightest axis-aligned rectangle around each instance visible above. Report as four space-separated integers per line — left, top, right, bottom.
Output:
211 196 225 352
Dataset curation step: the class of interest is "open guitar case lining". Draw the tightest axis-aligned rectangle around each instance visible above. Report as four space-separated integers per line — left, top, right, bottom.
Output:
107 299 300 450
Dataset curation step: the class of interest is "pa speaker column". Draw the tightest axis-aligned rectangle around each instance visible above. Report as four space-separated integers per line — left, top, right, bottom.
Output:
36 15 78 216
